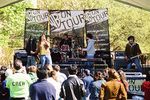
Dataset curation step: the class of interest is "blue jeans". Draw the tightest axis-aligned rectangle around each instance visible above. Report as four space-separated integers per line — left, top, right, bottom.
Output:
40 54 52 67
127 57 143 74
85 54 94 74
26 56 36 67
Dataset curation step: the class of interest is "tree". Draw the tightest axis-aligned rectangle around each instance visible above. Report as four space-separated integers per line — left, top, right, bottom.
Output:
0 0 33 66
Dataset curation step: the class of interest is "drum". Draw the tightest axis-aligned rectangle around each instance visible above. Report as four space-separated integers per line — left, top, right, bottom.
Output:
61 45 69 51
51 48 59 53
51 52 61 63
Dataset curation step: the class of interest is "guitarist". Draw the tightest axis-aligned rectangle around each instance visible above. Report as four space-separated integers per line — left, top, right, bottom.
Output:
26 37 37 67
79 33 95 74
125 36 143 74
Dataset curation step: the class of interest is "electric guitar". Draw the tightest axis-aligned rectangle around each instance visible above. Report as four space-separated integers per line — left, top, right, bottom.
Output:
125 53 146 64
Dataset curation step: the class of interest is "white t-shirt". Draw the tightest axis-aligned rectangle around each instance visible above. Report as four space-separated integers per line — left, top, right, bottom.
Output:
56 71 67 85
46 77 61 100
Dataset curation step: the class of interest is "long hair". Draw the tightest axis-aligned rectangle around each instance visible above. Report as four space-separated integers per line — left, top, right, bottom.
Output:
94 71 104 81
108 69 120 81
118 70 128 90
39 34 46 42
48 70 58 82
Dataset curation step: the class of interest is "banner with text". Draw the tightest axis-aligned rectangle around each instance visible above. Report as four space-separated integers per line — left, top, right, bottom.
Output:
24 8 48 48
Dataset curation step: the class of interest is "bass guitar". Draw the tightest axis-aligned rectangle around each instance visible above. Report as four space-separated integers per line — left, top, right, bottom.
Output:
125 53 146 64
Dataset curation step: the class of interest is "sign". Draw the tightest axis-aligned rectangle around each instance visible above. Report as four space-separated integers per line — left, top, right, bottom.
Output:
49 10 84 49
85 9 110 66
50 10 84 33
127 77 145 95
24 8 48 48
24 8 110 63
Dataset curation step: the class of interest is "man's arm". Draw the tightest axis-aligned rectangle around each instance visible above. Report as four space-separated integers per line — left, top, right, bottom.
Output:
99 83 105 100
60 83 65 98
79 79 86 97
6 77 10 88
82 41 93 52
120 83 127 100
31 43 40 54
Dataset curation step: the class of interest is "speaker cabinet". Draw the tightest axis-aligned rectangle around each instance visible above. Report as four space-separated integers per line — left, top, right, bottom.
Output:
114 59 127 70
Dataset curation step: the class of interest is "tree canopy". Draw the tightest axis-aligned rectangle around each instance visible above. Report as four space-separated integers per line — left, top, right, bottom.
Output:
37 0 150 53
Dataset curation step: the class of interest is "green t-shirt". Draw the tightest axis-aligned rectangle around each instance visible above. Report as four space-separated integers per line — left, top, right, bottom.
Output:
6 73 32 98
28 72 38 83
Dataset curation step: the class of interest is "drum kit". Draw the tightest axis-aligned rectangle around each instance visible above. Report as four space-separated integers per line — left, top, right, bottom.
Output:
51 34 83 64
51 44 71 63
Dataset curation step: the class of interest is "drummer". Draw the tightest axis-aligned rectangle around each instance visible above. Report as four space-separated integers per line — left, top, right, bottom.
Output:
60 33 71 48
60 34 72 57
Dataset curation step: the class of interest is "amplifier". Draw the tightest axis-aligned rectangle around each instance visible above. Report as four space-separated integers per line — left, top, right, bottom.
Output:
14 49 27 66
114 59 127 70
115 51 125 60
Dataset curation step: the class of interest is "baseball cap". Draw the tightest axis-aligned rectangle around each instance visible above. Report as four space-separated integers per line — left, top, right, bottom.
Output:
5 69 13 77
84 69 90 76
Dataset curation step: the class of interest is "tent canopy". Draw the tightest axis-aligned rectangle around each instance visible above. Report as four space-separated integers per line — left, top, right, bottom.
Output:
116 0 150 11
0 0 23 8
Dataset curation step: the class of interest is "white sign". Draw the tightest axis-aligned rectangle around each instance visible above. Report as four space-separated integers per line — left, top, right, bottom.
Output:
127 78 145 95
26 9 48 23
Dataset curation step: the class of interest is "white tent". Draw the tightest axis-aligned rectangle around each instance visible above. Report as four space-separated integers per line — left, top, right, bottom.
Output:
0 0 23 8
116 0 150 11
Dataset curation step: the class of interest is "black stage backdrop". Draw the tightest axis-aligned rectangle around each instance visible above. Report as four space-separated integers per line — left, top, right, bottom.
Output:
24 8 48 49
24 8 111 66
49 10 84 52
84 9 111 66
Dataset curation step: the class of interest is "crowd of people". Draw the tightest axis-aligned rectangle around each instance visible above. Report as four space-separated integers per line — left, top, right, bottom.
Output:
0 59 150 100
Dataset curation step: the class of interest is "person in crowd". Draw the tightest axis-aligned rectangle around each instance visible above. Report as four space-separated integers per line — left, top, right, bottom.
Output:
30 67 56 100
79 33 95 74
47 70 61 100
89 71 106 100
0 69 13 100
82 69 94 100
1 66 7 83
46 64 53 71
125 36 143 73
60 65 86 100
53 65 67 85
142 71 150 100
31 34 52 66
26 37 37 67
0 70 5 99
103 67 110 81
99 69 127 100
6 59 32 100
118 70 128 91
27 66 38 83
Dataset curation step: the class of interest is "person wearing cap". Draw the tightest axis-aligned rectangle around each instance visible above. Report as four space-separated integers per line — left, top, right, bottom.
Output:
6 59 32 100
0 69 13 100
82 69 94 100
125 36 143 74
26 37 37 67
